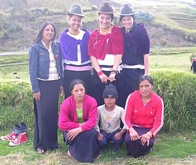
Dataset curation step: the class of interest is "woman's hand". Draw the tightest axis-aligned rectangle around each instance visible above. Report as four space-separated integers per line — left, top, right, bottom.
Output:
97 132 103 141
33 92 41 101
140 133 151 146
129 128 140 141
67 127 82 140
108 72 116 82
99 73 108 84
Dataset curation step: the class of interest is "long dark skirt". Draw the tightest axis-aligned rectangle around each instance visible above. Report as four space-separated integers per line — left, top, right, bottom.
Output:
125 126 155 158
63 69 93 98
33 79 60 151
122 68 144 106
91 69 124 107
63 129 100 163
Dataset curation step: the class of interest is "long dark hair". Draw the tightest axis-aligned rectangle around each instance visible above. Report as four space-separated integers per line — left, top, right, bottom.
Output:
70 79 86 92
34 21 56 44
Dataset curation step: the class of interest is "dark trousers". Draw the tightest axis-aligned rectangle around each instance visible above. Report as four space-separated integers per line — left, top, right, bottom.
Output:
125 127 155 158
98 129 125 152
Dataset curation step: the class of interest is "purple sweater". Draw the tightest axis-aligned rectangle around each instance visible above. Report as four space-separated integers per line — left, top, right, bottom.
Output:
59 29 90 63
122 23 150 65
58 94 98 132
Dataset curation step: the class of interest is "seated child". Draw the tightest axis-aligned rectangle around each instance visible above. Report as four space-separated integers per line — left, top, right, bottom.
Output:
95 84 127 152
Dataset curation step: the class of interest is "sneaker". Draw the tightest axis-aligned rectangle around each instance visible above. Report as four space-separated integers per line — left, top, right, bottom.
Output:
0 132 18 141
9 132 28 146
1 124 22 141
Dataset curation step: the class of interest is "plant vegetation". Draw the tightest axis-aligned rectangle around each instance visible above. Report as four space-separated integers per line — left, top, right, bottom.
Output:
0 0 196 50
0 0 196 164
0 51 196 163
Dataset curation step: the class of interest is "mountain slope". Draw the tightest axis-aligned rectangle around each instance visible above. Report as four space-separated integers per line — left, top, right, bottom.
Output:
0 0 195 51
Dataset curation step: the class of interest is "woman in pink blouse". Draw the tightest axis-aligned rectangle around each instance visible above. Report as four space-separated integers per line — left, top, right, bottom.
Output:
58 79 100 163
124 75 164 158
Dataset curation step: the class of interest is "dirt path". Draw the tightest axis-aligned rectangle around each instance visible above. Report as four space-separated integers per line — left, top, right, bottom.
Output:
0 152 196 165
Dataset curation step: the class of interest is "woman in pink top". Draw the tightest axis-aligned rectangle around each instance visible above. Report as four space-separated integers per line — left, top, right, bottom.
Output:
124 75 164 158
58 79 100 163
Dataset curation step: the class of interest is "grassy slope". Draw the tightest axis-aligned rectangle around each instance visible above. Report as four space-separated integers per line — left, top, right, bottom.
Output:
0 0 196 50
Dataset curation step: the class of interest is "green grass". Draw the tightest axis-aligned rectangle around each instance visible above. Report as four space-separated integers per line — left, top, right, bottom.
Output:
150 53 191 72
0 47 196 164
1 47 196 82
152 131 196 158
0 54 28 65
0 130 195 164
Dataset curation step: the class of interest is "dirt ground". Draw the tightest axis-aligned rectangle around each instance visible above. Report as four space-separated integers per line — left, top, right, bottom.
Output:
0 152 196 165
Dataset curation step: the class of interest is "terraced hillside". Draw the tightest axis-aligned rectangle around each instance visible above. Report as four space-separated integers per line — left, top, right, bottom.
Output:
0 0 195 50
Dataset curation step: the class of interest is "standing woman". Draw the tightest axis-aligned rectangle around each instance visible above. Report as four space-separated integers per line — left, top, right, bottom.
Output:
88 1 124 107
58 79 100 163
59 4 92 98
120 4 150 105
124 75 164 158
29 21 63 154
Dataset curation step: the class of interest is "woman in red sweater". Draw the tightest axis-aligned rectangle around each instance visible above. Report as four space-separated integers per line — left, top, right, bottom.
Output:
88 1 124 107
58 79 100 163
124 75 164 158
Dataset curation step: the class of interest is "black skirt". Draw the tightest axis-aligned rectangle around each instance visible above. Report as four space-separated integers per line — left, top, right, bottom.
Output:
64 128 100 163
33 79 60 150
63 69 93 98
91 69 124 107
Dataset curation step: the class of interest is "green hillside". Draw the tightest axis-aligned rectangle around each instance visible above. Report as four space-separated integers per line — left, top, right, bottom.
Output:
0 0 196 51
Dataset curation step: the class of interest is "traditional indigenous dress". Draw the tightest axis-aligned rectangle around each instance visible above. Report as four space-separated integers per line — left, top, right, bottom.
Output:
58 94 100 163
122 23 150 104
88 25 124 107
59 29 92 98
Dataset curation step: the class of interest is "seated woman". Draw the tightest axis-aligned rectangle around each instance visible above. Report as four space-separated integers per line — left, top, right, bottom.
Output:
124 75 164 158
58 79 100 163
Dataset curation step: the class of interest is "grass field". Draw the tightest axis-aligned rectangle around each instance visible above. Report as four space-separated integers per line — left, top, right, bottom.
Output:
0 47 195 82
0 47 196 164
0 130 196 165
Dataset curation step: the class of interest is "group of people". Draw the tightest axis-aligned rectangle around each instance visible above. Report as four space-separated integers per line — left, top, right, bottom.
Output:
29 1 164 163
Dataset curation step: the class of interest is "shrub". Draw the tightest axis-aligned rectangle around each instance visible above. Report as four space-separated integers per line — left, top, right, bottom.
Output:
0 71 196 133
152 70 196 132
136 11 154 22
0 81 33 130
